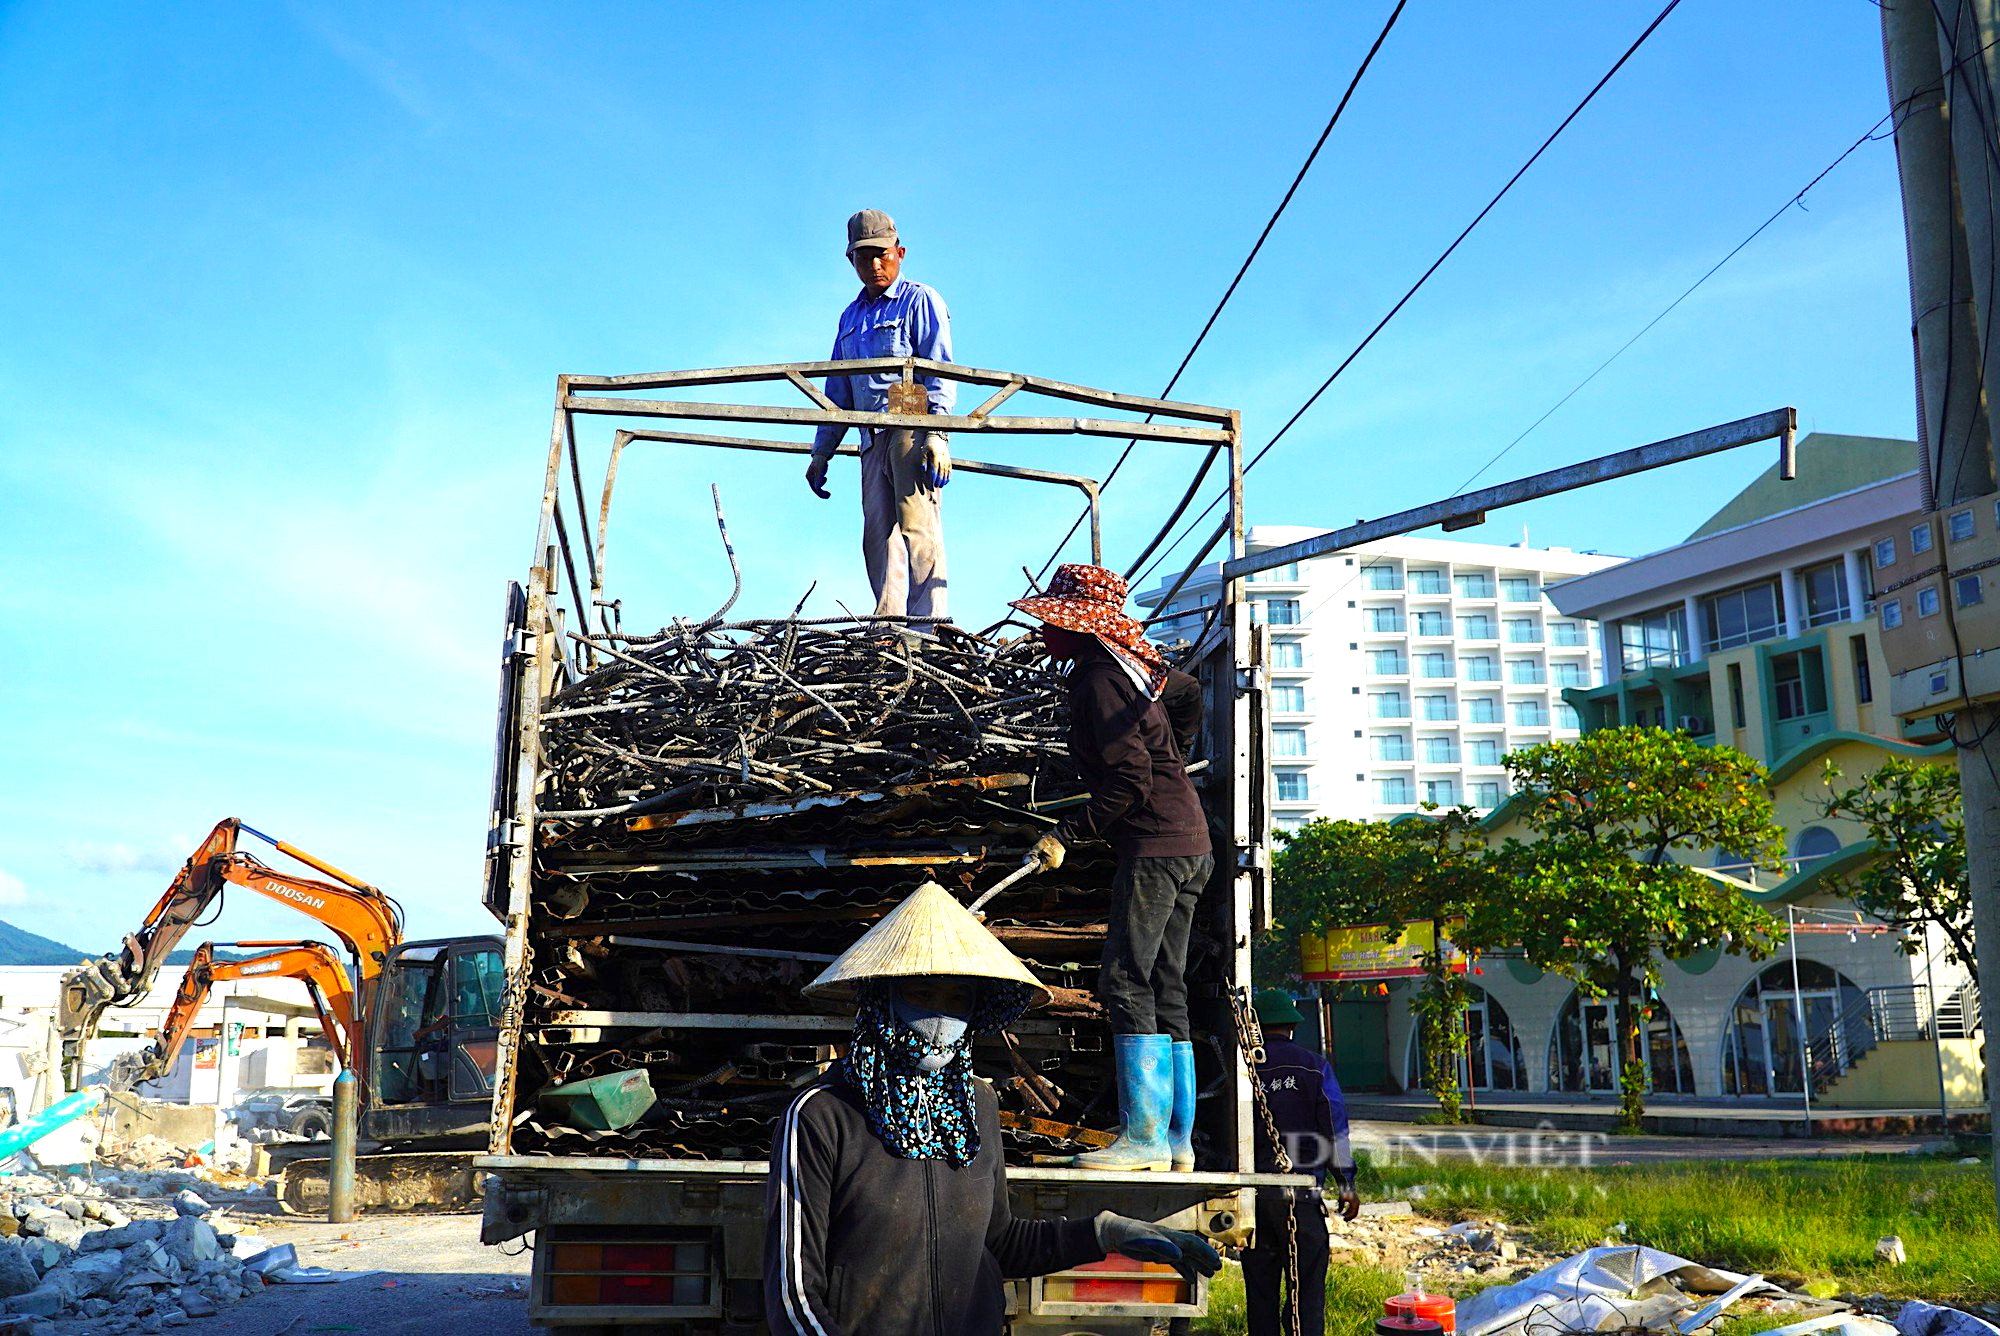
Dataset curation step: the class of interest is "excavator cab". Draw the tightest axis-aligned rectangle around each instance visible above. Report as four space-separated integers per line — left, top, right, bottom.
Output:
361 936 506 1144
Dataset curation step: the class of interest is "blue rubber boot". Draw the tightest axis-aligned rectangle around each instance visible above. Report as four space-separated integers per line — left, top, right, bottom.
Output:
1067 1034 1173 1171
1168 1040 1196 1171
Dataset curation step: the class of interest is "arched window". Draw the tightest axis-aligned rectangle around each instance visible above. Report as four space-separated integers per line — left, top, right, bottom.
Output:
1790 826 1842 870
1721 960 1869 1095
1547 988 1696 1095
1405 987 1527 1092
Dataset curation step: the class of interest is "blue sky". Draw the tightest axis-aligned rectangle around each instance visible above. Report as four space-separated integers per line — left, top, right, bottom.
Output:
0 2 1918 951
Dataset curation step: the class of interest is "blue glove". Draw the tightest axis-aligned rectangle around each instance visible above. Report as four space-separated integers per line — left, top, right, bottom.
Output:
1093 1212 1222 1285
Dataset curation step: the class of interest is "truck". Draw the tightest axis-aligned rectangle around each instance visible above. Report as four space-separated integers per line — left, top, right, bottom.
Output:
474 357 1306 1333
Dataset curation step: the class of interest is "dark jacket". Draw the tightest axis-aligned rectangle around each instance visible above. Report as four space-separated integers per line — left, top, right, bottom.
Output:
1056 648 1211 859
764 1076 1104 1335
1252 1034 1356 1190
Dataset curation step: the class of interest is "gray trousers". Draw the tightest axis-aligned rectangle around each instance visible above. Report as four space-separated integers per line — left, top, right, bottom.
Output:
859 429 946 620
1099 852 1213 1040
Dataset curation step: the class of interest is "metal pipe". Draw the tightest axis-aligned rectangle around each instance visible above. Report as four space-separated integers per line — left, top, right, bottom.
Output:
328 1068 357 1223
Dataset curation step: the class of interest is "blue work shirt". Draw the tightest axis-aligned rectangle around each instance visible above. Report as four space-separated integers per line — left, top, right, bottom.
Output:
810 275 955 459
1253 1034 1356 1189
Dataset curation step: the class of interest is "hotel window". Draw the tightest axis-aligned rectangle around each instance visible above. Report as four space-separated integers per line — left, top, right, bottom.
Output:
1271 684 1307 714
1370 733 1412 761
1469 781 1503 808
1505 618 1542 644
1408 569 1448 595
1874 536 1897 568
1275 770 1311 802
1728 663 1746 728
1463 655 1498 681
1552 662 1587 687
1415 652 1454 679
1249 561 1301 583
1958 574 1986 608
1274 814 1310 834
1258 598 1301 625
1419 735 1459 764
1418 694 1456 721
1271 640 1305 669
1507 660 1546 685
1881 597 1904 629
1550 621 1586 646
1421 778 1459 805
1700 579 1783 651
1370 691 1410 719
1412 610 1449 636
1458 615 1498 640
1367 649 1408 674
1272 727 1308 757
1366 606 1405 633
1949 509 1976 542
1553 702 1580 730
1851 636 1873 704
1511 701 1550 726
1454 573 1496 598
1467 738 1502 766
1363 565 1403 590
1918 587 1941 618
1802 559 1849 627
1500 576 1540 602
1375 776 1414 805
1619 606 1686 672
1911 522 1933 555
1771 649 1828 722
1465 697 1502 724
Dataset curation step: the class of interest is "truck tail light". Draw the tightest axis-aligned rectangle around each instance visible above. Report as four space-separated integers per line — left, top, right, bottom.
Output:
546 1233 712 1308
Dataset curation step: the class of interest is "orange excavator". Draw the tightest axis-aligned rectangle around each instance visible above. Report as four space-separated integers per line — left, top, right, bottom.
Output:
58 819 505 1213
103 940 359 1092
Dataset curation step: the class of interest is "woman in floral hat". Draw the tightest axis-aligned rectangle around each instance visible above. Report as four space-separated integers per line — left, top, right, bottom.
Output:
1010 563 1212 1172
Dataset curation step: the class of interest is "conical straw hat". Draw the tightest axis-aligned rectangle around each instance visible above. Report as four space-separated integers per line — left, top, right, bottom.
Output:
804 880 1051 1006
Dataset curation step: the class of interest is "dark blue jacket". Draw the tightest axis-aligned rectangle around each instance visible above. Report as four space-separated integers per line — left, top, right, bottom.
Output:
1253 1034 1356 1190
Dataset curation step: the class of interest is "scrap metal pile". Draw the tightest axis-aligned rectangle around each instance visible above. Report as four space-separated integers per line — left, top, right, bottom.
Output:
514 618 1222 1164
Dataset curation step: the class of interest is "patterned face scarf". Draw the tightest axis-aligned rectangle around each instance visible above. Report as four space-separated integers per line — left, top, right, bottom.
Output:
841 979 1034 1167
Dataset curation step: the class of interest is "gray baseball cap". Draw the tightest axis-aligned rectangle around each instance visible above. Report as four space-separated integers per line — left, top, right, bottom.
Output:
845 208 899 256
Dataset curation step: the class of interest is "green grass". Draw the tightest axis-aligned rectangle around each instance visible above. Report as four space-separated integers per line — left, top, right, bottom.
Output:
1365 1155 2000 1304
1198 1260 1406 1336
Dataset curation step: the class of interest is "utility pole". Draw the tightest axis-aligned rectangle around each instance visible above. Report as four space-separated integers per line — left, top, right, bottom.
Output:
1882 0 2000 1207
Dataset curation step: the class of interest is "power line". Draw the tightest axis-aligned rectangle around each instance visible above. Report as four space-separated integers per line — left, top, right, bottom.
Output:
1031 0 1410 580
1130 0 1686 611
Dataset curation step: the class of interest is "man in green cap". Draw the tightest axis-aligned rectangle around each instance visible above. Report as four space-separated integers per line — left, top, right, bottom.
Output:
1243 988 1358 1336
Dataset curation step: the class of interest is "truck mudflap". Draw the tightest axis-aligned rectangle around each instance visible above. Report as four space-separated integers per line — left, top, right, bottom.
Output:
278 1152 481 1215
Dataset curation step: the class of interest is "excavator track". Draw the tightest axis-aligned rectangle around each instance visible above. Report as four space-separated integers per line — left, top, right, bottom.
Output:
278 1151 481 1216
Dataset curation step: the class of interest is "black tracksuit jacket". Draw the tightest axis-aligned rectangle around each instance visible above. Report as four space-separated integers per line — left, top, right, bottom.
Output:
763 1076 1104 1334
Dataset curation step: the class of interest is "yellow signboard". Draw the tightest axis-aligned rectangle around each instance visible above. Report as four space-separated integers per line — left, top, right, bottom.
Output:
1300 920 1464 982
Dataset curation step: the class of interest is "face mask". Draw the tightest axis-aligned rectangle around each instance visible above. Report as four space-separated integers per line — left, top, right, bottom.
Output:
891 988 972 1071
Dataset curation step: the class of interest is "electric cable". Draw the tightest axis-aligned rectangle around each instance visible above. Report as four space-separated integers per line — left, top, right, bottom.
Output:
1030 0 1411 580
1128 0 1687 611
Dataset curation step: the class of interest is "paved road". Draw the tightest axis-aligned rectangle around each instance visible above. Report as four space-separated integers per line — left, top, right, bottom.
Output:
1351 1118 1956 1168
48 1210 535 1336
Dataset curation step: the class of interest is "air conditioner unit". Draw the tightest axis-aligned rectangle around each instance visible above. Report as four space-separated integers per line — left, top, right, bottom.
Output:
1677 715 1709 733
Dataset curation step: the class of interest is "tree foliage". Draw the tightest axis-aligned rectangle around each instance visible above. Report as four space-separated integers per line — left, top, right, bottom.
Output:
1817 757 1973 970
1271 808 1497 1120
1474 728 1785 1132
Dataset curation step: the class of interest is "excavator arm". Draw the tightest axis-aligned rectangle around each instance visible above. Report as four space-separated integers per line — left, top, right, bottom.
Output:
107 940 359 1093
57 818 402 1091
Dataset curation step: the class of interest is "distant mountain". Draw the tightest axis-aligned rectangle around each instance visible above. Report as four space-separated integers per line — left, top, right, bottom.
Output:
0 922 249 968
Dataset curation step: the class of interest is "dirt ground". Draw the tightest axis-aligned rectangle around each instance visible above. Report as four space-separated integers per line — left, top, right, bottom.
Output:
45 1210 534 1336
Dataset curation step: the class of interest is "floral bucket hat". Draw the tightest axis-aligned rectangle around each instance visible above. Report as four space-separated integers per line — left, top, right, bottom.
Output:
1010 563 1169 698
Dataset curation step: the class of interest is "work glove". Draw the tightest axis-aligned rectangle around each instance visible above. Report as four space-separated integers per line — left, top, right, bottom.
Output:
1094 1212 1222 1286
919 432 951 489
1028 832 1066 871
1335 1186 1361 1221
805 455 831 499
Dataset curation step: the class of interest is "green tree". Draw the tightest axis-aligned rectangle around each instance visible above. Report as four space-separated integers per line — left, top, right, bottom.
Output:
1817 757 1973 970
1477 728 1785 1132
1271 808 1496 1120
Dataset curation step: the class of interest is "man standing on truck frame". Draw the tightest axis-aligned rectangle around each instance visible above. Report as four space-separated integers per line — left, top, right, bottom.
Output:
803 208 955 622
1010 564 1211 1173
764 880 1220 1335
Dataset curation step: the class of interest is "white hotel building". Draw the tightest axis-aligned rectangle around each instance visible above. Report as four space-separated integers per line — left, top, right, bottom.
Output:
1139 529 1624 830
